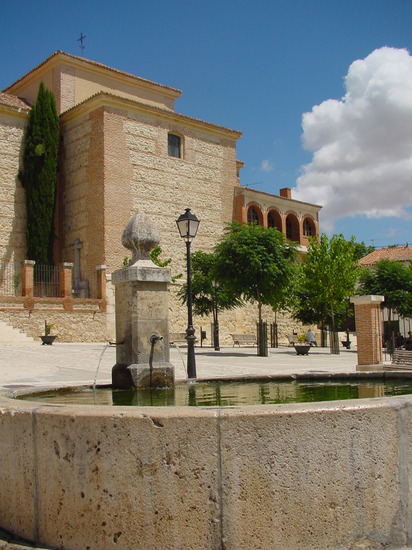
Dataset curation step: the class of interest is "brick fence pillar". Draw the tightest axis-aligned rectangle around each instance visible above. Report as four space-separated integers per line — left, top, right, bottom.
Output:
59 263 74 298
21 260 35 297
96 265 107 300
350 295 385 367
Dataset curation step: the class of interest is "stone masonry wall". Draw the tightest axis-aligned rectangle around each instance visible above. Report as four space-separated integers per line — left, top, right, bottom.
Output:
0 113 27 264
0 305 107 342
59 112 94 265
119 110 242 337
94 105 309 343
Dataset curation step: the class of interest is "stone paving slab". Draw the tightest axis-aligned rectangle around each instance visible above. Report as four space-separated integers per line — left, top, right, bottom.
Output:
0 342 371 392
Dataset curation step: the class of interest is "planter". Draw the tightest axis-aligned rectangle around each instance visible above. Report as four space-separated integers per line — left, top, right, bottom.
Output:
294 344 310 355
40 335 57 345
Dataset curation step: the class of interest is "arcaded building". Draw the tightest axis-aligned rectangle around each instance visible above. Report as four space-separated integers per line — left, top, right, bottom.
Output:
0 51 321 342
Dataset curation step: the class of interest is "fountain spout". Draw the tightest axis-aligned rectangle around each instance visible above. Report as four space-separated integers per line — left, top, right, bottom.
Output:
149 334 164 345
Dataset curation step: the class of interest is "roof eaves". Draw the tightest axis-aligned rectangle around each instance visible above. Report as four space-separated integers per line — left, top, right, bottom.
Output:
60 91 243 139
2 51 182 100
0 92 31 113
236 185 322 210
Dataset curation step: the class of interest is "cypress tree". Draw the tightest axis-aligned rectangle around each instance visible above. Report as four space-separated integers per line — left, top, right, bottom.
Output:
18 82 59 265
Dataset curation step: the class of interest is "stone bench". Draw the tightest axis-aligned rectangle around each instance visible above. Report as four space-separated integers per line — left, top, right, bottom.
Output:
231 334 257 347
391 350 412 369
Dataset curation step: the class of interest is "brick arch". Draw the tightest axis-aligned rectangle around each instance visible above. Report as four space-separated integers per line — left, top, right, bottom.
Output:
302 215 317 240
266 208 282 232
246 202 264 225
285 212 300 243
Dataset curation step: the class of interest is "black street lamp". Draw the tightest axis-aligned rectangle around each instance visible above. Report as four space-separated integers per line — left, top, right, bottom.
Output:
212 280 220 351
176 208 200 379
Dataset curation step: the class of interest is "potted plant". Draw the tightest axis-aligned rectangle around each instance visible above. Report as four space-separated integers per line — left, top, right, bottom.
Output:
294 334 310 355
41 321 57 345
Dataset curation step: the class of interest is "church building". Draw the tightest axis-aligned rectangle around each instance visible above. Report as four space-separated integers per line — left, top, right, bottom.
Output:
0 51 321 342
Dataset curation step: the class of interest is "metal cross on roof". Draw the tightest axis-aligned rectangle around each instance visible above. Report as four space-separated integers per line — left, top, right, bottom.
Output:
78 32 86 56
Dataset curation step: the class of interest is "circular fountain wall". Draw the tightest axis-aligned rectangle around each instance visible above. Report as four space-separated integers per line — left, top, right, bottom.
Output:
1 379 412 550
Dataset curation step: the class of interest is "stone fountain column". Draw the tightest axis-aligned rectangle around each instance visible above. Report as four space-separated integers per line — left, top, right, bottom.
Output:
111 213 174 389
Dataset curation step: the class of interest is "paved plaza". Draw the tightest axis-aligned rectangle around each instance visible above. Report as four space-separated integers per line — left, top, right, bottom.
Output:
0 340 384 392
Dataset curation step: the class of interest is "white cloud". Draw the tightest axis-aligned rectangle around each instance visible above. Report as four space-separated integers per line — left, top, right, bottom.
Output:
294 47 412 232
261 159 274 172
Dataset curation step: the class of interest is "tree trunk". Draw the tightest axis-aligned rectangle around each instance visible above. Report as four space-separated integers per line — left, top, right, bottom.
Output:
257 288 262 325
330 301 340 355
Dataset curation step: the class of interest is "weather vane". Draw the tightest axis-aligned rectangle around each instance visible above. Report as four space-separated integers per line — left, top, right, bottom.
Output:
78 32 86 56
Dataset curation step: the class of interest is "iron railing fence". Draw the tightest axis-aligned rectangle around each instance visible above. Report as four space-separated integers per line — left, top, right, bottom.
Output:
0 262 101 299
33 265 60 297
0 262 22 297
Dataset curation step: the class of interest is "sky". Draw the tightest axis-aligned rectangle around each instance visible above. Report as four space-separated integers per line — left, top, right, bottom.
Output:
1 0 412 248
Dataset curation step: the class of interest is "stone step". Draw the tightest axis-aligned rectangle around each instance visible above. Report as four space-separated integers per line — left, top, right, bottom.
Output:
0 320 35 344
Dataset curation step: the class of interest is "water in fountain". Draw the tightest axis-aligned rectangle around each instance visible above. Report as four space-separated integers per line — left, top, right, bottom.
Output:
20 376 412 407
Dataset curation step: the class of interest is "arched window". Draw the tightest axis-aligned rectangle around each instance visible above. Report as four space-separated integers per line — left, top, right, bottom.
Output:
247 207 259 224
268 213 275 228
267 210 282 231
303 219 314 237
286 214 299 242
286 219 293 240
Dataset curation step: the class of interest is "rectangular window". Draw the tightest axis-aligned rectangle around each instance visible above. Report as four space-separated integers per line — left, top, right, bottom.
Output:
168 133 181 158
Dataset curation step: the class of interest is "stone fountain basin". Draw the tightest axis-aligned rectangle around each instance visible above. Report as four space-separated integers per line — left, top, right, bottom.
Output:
1 384 412 550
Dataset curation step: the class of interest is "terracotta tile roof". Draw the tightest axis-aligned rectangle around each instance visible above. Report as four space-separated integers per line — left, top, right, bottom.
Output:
358 245 412 266
0 92 31 110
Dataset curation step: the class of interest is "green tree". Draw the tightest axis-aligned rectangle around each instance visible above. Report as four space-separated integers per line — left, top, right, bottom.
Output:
150 245 182 283
295 234 360 354
18 82 59 265
351 240 375 261
177 250 241 319
358 259 412 340
213 222 297 325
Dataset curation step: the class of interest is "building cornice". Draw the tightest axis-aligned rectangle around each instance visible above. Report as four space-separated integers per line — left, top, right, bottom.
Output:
235 185 322 211
3 51 182 102
60 91 243 141
0 103 30 120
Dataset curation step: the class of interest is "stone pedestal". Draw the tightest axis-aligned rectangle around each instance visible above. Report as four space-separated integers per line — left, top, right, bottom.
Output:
350 295 384 368
111 212 175 389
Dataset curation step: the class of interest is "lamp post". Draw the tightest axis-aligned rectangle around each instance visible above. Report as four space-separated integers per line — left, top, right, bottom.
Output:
176 208 200 379
212 280 220 351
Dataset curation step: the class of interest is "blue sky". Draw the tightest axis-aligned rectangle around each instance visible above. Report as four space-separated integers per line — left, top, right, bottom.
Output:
2 0 412 248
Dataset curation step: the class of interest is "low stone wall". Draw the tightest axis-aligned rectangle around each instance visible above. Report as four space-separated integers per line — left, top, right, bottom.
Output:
0 297 108 342
0 388 411 549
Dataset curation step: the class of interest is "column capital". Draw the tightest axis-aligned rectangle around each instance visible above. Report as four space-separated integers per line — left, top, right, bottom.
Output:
350 295 385 305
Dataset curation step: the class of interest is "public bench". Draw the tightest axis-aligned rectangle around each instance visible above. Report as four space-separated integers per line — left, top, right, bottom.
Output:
168 332 203 346
169 332 191 345
230 334 257 347
390 350 412 369
287 334 299 346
